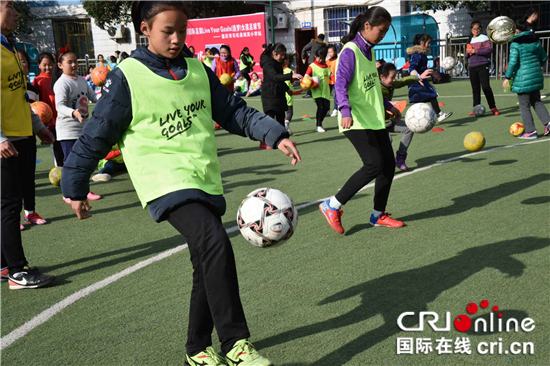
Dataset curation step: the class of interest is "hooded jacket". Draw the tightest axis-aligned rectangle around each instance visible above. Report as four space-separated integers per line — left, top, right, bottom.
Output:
260 53 292 113
301 39 328 64
406 45 438 103
505 31 547 94
61 46 289 222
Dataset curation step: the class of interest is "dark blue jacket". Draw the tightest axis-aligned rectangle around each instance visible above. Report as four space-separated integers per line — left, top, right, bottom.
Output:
406 46 438 103
61 47 289 222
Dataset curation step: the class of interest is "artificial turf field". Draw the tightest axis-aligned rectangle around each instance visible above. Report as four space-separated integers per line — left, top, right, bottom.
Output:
2 78 550 366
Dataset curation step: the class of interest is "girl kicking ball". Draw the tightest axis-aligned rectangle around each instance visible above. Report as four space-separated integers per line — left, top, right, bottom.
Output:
320 6 404 234
61 2 301 365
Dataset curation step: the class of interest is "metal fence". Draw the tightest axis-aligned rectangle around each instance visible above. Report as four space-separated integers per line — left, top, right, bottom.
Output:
374 31 550 79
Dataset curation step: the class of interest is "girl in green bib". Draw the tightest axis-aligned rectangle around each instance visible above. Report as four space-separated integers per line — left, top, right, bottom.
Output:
61 2 301 365
305 48 331 133
319 7 405 234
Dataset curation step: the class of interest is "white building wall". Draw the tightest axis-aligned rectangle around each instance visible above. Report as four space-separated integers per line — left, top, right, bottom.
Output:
90 20 138 59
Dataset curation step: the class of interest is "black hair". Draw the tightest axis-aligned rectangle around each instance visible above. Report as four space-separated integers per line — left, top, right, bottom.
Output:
109 55 117 63
378 62 396 77
220 44 232 59
241 46 249 55
315 47 327 59
210 47 220 56
515 18 529 32
327 44 337 55
318 33 325 41
524 7 539 23
205 47 210 52
17 48 31 69
37 51 55 66
262 43 287 59
97 53 104 60
131 1 190 35
189 45 195 51
413 33 432 46
115 50 120 55
121 51 129 59
51 50 77 89
468 20 482 43
341 6 391 44
262 43 267 49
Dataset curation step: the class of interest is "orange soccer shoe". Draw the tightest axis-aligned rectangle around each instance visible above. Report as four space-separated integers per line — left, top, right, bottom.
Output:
369 212 404 228
319 199 345 234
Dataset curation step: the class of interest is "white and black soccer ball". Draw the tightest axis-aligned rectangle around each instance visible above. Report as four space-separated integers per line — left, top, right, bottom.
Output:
405 103 437 133
237 188 298 248
473 104 486 117
487 16 516 44
441 56 456 71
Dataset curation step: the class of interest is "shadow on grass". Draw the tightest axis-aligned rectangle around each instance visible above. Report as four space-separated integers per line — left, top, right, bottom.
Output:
397 173 550 223
489 159 518 165
255 237 549 365
521 196 550 205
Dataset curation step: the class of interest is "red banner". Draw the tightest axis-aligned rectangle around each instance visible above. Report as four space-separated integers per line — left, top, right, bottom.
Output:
186 12 267 77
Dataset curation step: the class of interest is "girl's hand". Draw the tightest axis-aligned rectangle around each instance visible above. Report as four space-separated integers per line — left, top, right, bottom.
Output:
277 138 302 166
389 107 402 121
502 79 509 89
420 69 433 79
1 140 19 158
341 116 353 129
73 110 83 123
36 127 55 145
71 200 92 220
292 73 303 80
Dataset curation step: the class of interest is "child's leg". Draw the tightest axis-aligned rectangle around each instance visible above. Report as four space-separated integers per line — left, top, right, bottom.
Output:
429 98 441 114
99 161 124 176
335 129 386 205
286 105 293 123
167 203 250 356
469 66 482 107
479 65 496 109
517 93 537 133
19 136 37 212
60 140 77 165
392 120 414 154
372 129 396 212
529 90 550 126
249 90 261 97
315 98 330 126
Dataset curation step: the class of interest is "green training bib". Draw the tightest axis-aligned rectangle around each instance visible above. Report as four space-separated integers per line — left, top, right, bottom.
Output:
310 63 331 101
283 67 294 106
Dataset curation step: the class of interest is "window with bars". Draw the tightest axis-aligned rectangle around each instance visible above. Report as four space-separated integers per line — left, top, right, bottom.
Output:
324 6 369 44
52 18 94 58
136 34 149 48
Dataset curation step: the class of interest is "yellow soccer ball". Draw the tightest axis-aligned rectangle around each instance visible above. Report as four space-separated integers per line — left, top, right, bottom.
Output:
219 73 232 86
463 132 486 152
49 167 62 187
510 123 525 136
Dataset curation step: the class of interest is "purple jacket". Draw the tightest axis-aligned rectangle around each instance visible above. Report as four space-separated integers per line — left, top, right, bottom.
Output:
211 57 241 79
335 33 394 118
465 34 492 68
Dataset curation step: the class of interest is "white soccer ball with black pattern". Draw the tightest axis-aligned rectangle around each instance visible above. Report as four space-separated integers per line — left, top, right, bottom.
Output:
237 188 298 248
405 103 437 133
441 56 456 71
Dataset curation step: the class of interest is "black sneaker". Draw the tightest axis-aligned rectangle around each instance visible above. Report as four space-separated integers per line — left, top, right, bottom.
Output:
8 267 55 290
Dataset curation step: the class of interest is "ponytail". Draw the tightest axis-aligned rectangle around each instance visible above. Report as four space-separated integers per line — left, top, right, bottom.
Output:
413 33 432 46
341 6 391 44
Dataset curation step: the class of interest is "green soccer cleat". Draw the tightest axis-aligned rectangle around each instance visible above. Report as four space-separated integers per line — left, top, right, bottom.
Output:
225 340 273 366
186 347 227 366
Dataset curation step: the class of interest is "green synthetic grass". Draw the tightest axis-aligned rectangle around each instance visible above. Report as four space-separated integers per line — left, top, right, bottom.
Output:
2 78 550 365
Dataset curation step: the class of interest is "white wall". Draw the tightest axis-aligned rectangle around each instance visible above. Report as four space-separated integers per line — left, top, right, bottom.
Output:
90 20 138 59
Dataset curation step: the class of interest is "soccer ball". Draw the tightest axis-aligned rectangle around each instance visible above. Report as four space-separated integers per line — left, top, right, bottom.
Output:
404 103 437 133
311 76 320 89
237 188 298 248
487 16 516 44
49 167 62 186
91 66 108 87
300 76 313 90
473 104 486 117
463 132 486 152
220 73 232 86
441 56 456 71
510 123 525 136
31 101 53 124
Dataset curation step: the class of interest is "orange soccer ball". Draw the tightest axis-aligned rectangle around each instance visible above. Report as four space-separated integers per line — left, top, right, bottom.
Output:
91 66 108 87
509 123 525 136
31 101 53 125
300 76 313 90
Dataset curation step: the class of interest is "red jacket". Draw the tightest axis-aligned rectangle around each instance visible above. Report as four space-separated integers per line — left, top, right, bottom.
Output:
32 72 57 128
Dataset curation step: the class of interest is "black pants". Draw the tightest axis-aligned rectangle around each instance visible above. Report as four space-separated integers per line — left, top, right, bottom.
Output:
1 139 31 272
167 203 250 356
315 98 330 127
286 105 294 123
241 67 251 83
469 64 496 109
265 110 285 126
335 129 395 211
50 127 64 167
19 136 37 212
429 98 441 115
60 139 77 165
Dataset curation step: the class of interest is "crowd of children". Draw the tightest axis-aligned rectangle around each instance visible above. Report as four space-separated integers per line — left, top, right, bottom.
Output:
2 1 550 366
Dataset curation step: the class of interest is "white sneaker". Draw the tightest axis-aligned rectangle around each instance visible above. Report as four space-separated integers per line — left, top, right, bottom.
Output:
92 173 112 182
331 109 338 117
316 126 326 133
285 122 293 136
438 111 453 123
